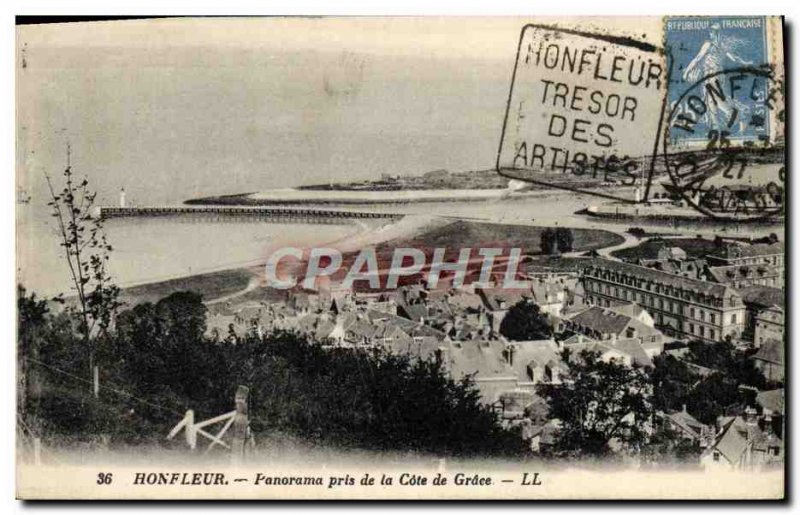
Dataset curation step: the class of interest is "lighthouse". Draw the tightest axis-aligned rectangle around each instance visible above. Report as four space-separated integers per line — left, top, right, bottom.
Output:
119 188 127 208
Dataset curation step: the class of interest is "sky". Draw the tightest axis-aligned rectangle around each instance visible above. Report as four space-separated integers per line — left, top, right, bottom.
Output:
16 17 665 206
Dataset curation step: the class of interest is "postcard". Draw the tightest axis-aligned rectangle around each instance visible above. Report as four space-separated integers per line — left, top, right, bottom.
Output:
16 15 785 500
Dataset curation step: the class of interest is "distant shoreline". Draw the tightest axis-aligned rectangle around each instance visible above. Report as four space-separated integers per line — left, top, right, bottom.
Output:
584 205 785 225
186 189 521 206
185 185 638 207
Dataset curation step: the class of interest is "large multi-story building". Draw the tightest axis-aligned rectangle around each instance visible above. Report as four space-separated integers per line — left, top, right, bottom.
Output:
581 259 746 343
706 242 785 289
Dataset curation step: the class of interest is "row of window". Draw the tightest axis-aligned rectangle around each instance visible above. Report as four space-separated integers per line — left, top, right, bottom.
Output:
586 295 719 341
586 281 741 326
730 276 781 289
722 256 782 267
587 280 722 322
584 269 733 307
687 323 715 341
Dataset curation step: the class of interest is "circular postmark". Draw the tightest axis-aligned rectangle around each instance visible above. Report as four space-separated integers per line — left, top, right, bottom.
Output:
663 67 784 222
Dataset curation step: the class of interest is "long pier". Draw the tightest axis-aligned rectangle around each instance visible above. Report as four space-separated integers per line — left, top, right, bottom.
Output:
97 206 403 224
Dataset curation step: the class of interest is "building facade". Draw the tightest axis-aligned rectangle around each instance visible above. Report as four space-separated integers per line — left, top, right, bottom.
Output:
581 259 746 343
706 242 784 289
754 305 784 348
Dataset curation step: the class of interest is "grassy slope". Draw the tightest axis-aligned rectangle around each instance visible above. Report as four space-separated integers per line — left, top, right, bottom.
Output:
610 237 720 262
390 220 624 254
120 268 254 306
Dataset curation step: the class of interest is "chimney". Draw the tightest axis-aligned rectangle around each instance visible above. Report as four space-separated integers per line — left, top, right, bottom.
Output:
745 406 758 426
435 346 450 372
763 409 773 436
506 344 516 366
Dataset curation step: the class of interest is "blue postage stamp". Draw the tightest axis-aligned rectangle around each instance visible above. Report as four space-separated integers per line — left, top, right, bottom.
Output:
665 16 770 146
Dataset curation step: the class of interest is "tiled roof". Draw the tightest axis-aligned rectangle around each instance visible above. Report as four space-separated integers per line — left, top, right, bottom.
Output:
664 409 705 439
608 301 646 319
713 417 750 464
567 338 652 367
756 389 784 414
454 323 482 341
530 281 561 305
710 415 778 462
447 291 484 311
662 247 687 260
560 332 598 346
398 302 428 322
584 258 738 299
527 421 559 445
346 317 378 340
707 263 780 284
639 259 683 275
609 338 654 367
447 340 515 379
711 242 784 260
509 340 563 379
365 309 446 339
753 338 783 365
739 285 785 308
477 288 530 312
372 321 409 341
385 334 441 359
568 306 632 336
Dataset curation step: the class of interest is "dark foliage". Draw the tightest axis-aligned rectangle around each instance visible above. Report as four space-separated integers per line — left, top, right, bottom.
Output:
683 373 744 425
540 228 556 255
652 342 767 426
686 340 767 389
537 349 651 457
651 354 697 413
555 227 574 253
236 332 527 456
18 288 526 457
640 424 702 466
498 300 552 341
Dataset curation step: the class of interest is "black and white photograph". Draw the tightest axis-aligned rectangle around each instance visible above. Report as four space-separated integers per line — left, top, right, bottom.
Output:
13 13 787 500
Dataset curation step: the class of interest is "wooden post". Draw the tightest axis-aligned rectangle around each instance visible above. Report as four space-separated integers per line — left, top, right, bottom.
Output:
185 410 197 450
231 385 249 465
33 438 41 466
92 365 99 398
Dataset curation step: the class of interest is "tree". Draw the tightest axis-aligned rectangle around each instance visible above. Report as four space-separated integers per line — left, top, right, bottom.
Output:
537 349 652 457
640 424 702 466
113 291 223 412
242 331 528 457
540 228 556 255
44 147 121 391
684 373 743 425
499 300 552 341
155 291 208 344
651 353 696 413
17 286 50 415
20 285 530 456
555 227 574 253
686 340 767 389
